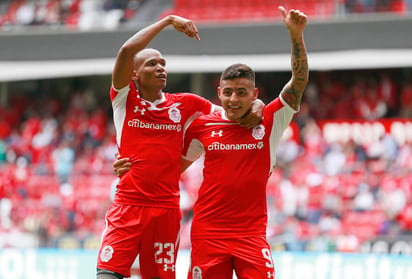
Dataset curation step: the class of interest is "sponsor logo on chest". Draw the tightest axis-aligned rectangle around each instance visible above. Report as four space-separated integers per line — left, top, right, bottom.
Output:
128 103 182 132
206 124 265 151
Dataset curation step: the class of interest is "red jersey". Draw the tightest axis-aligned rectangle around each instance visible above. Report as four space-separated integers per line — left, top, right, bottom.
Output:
110 81 213 208
182 95 296 239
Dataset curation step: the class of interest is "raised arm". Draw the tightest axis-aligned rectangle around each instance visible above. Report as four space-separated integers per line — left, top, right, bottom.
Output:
278 6 309 110
112 15 200 89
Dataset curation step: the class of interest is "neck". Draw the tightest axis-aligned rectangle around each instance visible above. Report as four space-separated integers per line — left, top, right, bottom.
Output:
138 85 163 102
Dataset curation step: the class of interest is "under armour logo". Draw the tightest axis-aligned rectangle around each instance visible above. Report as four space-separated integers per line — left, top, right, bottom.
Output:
134 106 145 115
267 271 275 278
211 130 223 137
163 264 175 271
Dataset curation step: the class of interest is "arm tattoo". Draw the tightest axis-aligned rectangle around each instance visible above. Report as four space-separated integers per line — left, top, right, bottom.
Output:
282 37 308 110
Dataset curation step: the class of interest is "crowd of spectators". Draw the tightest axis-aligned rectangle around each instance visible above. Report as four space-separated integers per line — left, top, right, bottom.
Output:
2 0 412 31
0 0 143 30
0 68 412 253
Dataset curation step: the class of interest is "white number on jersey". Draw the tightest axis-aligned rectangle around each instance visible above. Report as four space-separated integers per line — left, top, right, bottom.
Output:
261 248 274 268
154 242 175 264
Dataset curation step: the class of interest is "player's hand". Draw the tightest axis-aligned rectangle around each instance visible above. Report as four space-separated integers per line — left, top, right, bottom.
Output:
170 15 200 40
113 153 132 177
278 6 307 36
239 99 265 128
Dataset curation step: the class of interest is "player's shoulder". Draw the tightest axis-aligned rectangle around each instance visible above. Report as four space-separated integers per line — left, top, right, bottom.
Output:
192 111 221 124
166 92 206 102
264 96 285 112
265 95 297 114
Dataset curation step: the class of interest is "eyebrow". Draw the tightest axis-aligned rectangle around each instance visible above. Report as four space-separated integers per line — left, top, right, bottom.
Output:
222 86 247 90
145 58 165 65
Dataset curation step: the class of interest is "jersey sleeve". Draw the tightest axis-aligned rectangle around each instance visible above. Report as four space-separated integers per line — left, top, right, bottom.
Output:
182 120 204 162
110 83 132 148
181 93 214 115
265 94 298 170
264 94 298 130
110 83 130 103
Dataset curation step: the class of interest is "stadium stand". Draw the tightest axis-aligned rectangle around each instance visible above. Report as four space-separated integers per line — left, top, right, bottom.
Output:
1 0 411 30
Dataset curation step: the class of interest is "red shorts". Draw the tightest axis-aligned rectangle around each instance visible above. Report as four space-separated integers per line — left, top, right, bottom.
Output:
188 237 275 279
97 204 181 278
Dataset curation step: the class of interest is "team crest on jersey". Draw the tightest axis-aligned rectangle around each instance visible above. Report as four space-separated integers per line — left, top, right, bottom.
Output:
252 124 265 140
192 266 202 279
100 245 114 262
168 107 181 123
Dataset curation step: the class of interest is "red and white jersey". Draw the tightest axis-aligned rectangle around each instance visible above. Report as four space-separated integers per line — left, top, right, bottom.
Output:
182 95 297 239
111 81 213 208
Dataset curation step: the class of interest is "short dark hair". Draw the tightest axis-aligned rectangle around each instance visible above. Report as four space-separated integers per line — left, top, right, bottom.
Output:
220 63 255 83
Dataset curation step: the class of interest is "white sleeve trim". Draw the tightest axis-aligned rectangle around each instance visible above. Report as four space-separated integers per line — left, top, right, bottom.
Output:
210 104 217 114
112 84 130 148
269 100 296 172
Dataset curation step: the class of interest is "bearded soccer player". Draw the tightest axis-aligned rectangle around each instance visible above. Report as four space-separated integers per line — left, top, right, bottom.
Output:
97 15 264 279
182 6 308 278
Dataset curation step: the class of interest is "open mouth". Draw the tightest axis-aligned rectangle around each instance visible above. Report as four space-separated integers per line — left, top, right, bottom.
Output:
228 105 240 110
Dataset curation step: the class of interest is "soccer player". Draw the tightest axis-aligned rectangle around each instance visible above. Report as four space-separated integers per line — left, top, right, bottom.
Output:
182 6 308 278
97 15 264 279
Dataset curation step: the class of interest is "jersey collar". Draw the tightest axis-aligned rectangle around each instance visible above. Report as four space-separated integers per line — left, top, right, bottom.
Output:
139 92 166 108
221 110 230 121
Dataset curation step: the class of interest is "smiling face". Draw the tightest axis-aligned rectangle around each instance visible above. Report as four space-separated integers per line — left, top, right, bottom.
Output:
217 64 258 122
133 48 167 94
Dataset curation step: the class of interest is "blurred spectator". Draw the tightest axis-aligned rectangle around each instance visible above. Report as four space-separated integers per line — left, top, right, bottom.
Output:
351 76 368 119
353 182 375 212
322 176 344 215
395 142 412 172
305 172 325 224
335 227 360 252
323 143 346 176
0 114 11 140
0 140 6 164
278 178 298 217
379 175 407 220
0 197 12 230
398 201 412 233
13 156 30 198
31 112 58 165
103 0 129 10
318 211 342 235
276 135 301 174
378 72 398 117
51 140 75 184
357 79 388 120
15 0 35 25
400 79 412 118
300 118 325 162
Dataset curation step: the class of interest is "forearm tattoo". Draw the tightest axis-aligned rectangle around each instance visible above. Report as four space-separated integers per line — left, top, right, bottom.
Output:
282 37 308 110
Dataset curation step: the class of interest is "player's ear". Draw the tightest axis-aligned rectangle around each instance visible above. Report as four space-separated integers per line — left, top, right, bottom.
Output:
217 87 222 97
253 88 258 100
131 70 138 81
